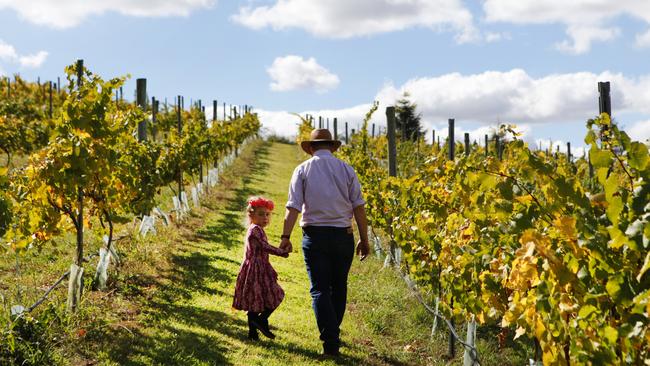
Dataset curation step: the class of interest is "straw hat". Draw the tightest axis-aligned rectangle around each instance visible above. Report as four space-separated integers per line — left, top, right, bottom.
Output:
300 129 342 154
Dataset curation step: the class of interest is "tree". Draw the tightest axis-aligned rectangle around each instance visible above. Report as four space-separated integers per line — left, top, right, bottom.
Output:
26 61 132 311
395 92 424 142
1 61 263 311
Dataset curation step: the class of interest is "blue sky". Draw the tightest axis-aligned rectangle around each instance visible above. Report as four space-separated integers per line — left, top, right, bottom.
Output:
1 0 650 152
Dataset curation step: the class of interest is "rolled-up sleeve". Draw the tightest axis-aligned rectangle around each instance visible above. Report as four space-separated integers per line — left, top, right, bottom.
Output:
348 168 365 208
286 166 304 211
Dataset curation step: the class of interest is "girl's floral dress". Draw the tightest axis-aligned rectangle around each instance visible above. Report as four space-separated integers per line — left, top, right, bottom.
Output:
233 224 288 312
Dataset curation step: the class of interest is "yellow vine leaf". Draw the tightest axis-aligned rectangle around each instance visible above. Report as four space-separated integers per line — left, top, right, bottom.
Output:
543 346 564 366
515 195 533 204
554 216 576 241
476 312 485 324
535 317 546 340
74 128 91 139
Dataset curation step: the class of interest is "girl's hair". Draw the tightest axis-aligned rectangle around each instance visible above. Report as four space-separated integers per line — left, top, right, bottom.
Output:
245 197 274 227
246 196 274 213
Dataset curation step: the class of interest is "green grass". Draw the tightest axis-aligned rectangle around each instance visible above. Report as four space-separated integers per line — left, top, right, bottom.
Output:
85 141 355 365
2 140 532 365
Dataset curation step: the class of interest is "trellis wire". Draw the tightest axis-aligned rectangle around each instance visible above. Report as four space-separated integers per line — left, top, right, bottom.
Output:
370 227 481 366
6 137 256 325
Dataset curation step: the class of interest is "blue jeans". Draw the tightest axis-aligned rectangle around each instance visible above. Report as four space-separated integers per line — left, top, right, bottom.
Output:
302 226 355 351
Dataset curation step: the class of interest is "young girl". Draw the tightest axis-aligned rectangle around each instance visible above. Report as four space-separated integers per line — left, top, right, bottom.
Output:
233 196 289 340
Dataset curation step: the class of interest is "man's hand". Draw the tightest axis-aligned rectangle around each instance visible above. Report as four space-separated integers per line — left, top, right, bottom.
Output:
280 237 293 253
356 239 370 261
353 205 369 261
282 208 299 254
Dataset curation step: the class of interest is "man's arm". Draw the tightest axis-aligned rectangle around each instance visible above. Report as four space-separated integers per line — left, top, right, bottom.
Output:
284 164 303 253
281 207 300 252
353 204 370 260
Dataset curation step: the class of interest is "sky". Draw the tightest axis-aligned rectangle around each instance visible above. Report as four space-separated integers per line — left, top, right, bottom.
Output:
1 0 650 154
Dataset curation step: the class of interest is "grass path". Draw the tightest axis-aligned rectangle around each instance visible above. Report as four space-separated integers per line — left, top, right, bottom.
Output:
91 141 402 365
88 141 528 366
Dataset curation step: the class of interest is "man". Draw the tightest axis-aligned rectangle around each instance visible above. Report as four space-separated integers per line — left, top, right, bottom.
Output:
280 128 370 357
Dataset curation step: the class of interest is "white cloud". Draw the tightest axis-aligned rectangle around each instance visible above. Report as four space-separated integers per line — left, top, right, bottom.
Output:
531 138 585 155
232 0 478 42
555 25 620 54
18 51 48 68
257 69 650 156
255 110 303 138
0 0 215 28
255 104 376 138
373 69 650 124
485 32 510 43
299 104 377 135
627 120 650 143
0 40 17 61
636 29 650 48
267 55 339 93
483 0 650 53
0 39 48 68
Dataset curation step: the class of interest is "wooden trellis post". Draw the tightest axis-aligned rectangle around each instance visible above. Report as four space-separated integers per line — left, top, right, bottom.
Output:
495 135 501 160
598 81 611 116
448 119 455 160
67 59 85 313
386 107 397 177
152 97 158 141
136 79 147 142
385 106 398 268
48 81 53 118
177 95 183 202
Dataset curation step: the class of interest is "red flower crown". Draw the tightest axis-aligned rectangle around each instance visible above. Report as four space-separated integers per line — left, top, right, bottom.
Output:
247 197 274 211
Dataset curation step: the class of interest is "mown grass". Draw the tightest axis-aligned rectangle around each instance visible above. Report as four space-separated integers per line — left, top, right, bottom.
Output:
0 140 266 364
2 140 533 365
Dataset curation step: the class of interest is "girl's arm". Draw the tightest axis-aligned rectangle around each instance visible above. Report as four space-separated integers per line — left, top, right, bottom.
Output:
252 227 289 257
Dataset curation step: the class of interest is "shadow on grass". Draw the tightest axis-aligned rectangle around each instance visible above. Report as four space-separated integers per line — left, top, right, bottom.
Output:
85 143 362 365
189 145 270 249
84 242 237 365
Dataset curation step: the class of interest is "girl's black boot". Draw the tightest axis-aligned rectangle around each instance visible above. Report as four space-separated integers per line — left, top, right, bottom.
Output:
247 313 259 340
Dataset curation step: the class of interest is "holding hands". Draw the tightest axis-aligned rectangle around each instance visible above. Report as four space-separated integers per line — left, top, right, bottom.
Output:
280 237 293 255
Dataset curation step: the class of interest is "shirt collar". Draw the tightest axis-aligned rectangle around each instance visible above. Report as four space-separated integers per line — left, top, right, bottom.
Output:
313 149 334 158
